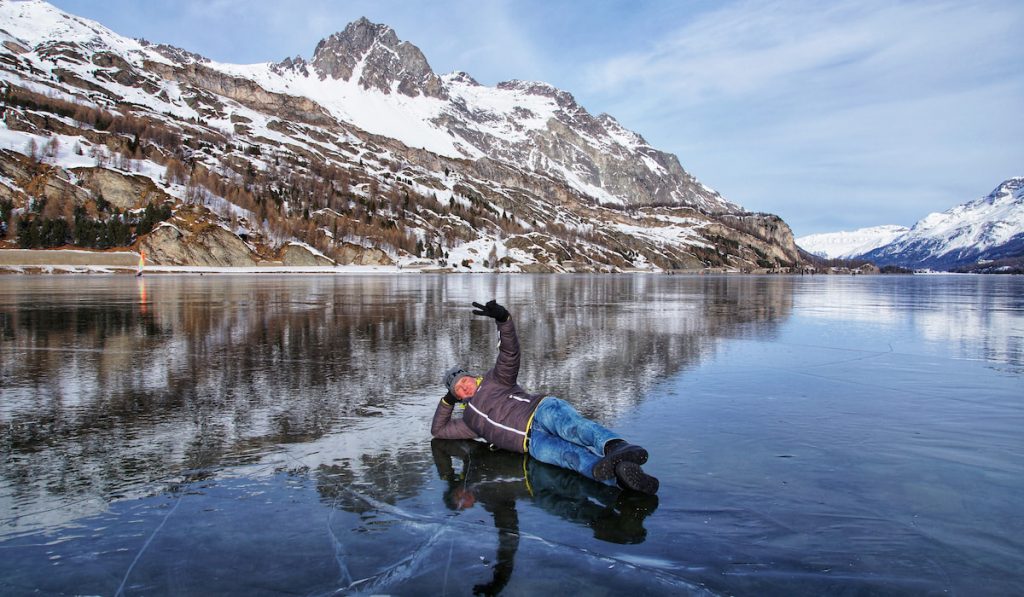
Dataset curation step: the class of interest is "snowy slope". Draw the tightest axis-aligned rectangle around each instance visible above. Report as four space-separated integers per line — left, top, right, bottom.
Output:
859 178 1024 269
797 225 909 259
0 0 204 122
0 0 170 66
214 60 468 158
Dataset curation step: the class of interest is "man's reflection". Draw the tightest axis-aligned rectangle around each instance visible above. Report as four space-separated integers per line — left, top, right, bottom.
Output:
431 439 658 595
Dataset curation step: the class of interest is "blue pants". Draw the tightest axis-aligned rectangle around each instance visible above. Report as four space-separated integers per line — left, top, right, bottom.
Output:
527 397 620 485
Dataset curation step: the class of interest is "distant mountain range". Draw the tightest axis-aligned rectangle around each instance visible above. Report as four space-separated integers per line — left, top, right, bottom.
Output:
797 178 1024 271
0 0 800 272
797 225 909 261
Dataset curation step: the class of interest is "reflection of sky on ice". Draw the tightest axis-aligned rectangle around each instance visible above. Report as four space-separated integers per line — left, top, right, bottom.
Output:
795 283 901 325
914 303 1023 367
637 289 1024 594
793 275 1024 367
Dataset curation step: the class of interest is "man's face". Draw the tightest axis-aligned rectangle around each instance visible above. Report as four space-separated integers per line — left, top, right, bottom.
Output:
453 375 478 400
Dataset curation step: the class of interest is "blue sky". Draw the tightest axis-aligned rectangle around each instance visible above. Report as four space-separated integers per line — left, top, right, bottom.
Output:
47 0 1024 236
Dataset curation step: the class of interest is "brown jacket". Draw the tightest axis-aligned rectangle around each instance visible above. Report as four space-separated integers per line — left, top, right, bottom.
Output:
430 317 546 453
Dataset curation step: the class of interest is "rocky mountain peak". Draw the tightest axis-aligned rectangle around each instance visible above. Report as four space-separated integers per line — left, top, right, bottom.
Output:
954 177 1024 215
497 79 578 109
313 17 398 60
991 177 1024 201
446 70 480 86
143 42 209 65
309 17 446 100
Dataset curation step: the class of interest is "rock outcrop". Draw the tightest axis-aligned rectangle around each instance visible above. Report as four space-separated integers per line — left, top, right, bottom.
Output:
720 213 802 263
0 150 89 205
334 242 393 266
71 168 173 210
281 243 335 266
143 60 335 126
139 209 256 267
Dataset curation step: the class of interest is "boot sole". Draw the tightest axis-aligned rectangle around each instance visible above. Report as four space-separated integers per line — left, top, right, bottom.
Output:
615 461 659 495
592 445 649 481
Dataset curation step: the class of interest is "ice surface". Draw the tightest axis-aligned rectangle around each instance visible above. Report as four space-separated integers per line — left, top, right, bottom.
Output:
1 274 1022 595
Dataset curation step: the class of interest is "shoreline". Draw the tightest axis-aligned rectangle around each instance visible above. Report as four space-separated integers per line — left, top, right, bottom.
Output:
0 248 663 275
0 264 420 275
0 250 977 276
0 248 423 275
1 265 966 276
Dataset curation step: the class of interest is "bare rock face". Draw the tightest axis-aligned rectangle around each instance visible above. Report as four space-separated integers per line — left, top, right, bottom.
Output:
334 242 393 266
535 117 726 211
140 217 256 267
0 150 90 205
91 51 130 70
144 60 335 126
2 39 30 54
436 81 735 213
720 213 802 263
309 17 446 99
281 243 335 266
72 168 172 210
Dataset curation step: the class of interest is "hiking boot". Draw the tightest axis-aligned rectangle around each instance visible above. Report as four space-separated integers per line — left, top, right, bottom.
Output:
591 440 649 481
614 461 659 495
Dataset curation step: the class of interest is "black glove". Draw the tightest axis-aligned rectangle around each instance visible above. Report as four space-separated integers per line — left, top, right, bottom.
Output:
472 300 509 322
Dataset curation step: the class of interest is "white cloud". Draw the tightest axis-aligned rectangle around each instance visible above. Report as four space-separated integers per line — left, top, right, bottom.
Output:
580 0 1024 234
588 4 869 102
585 1 1020 107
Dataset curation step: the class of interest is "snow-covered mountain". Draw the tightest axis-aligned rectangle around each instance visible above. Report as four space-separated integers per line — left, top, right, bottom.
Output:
796 225 909 260
858 178 1024 270
251 17 735 213
797 178 1024 270
1 1 801 271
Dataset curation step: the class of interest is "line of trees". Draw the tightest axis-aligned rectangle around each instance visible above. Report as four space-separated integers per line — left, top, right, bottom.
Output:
14 201 172 249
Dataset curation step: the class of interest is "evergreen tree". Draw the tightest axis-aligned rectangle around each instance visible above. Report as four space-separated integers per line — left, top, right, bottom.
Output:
73 206 86 245
0 199 12 239
16 216 33 248
135 202 164 237
95 192 110 213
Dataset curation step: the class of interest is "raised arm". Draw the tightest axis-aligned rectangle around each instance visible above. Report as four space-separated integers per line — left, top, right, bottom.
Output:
472 300 520 386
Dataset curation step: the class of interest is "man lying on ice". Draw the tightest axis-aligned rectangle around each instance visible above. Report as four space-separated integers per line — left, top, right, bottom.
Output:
431 300 658 495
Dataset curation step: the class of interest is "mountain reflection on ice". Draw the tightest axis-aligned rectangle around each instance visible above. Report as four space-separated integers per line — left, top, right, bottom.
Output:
1 274 1022 595
0 275 792 534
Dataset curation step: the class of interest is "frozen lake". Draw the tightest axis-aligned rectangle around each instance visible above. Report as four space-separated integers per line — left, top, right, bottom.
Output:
1 274 1022 595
